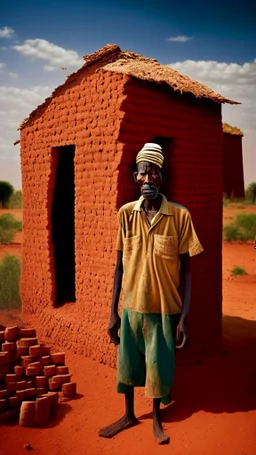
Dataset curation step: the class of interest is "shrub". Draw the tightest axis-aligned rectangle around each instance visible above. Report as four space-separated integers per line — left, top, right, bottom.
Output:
231 266 247 277
223 225 239 242
0 181 14 208
0 255 21 309
0 214 22 244
245 182 256 204
223 213 256 242
8 190 22 209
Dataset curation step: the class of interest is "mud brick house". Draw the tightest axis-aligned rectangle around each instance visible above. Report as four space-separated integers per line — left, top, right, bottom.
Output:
222 123 244 198
19 44 237 363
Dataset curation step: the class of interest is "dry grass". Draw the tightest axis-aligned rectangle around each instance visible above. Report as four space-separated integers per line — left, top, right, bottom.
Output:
223 123 243 136
20 44 238 130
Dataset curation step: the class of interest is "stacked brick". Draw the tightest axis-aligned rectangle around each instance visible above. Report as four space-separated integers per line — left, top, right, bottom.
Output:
0 326 77 426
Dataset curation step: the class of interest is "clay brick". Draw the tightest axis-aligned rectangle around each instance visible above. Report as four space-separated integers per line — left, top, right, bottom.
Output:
19 401 36 427
26 366 41 376
2 342 16 352
25 388 37 398
6 382 17 393
41 355 51 366
36 387 48 395
21 355 38 368
48 378 61 391
5 374 18 383
0 351 13 366
4 326 18 342
43 365 56 377
17 338 37 348
14 365 25 376
9 396 21 409
56 366 69 374
16 381 27 390
29 345 41 356
29 361 42 369
62 382 77 397
17 346 29 356
0 398 7 412
35 396 50 425
50 352 65 365
16 389 27 401
35 376 47 388
0 389 8 399
18 328 36 338
52 374 71 385
46 391 59 407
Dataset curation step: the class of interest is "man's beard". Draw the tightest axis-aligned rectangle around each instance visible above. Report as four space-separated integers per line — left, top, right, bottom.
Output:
141 183 158 200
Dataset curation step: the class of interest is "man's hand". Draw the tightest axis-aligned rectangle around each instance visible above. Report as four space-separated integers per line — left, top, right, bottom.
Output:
107 313 121 346
175 317 188 349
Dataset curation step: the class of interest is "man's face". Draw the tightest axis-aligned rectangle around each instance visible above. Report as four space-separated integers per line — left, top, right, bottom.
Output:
134 161 162 200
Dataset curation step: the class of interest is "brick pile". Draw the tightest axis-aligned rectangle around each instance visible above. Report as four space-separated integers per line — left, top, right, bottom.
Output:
0 326 77 426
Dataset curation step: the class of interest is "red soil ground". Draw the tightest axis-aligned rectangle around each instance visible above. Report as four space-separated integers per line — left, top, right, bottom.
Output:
0 207 255 454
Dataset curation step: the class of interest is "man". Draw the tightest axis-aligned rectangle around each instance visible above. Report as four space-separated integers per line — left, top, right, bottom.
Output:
99 143 203 444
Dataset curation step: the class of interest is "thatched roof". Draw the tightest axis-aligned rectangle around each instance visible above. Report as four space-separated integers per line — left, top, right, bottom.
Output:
20 44 239 130
223 123 243 136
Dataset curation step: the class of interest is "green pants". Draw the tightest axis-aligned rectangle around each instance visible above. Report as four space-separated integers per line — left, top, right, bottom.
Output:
117 309 179 405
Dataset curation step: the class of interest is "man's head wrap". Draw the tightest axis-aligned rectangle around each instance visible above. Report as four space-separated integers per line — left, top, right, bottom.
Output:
136 143 164 169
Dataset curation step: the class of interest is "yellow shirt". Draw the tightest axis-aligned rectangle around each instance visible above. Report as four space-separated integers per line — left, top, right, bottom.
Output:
116 194 203 315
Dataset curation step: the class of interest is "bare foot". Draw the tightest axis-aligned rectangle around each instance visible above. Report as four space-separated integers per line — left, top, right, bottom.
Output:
99 415 139 438
153 420 170 445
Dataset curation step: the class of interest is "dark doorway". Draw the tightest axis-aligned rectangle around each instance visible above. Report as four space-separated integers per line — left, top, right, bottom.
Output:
151 137 173 200
51 145 76 306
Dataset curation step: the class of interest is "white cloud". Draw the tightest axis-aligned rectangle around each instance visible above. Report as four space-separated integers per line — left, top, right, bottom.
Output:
0 84 53 187
43 65 56 72
168 58 256 185
168 36 193 42
0 63 18 80
0 26 15 38
13 39 83 71
8 72 18 79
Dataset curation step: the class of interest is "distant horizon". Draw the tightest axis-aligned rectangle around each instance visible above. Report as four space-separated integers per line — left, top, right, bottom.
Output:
0 0 255 189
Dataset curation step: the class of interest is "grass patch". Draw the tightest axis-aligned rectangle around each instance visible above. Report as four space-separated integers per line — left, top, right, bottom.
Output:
231 266 248 277
223 213 256 242
0 255 21 309
0 214 22 244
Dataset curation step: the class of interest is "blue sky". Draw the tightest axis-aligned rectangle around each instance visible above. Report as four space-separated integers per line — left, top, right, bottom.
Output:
0 0 255 188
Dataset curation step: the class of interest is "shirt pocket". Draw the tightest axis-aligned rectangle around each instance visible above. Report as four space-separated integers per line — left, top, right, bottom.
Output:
123 235 141 261
154 234 178 260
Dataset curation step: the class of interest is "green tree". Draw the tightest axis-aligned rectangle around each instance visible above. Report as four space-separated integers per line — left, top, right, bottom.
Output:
0 181 14 209
0 214 22 244
8 190 22 209
246 182 256 204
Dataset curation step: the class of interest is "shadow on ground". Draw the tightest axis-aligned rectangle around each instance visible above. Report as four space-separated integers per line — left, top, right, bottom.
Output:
139 315 256 423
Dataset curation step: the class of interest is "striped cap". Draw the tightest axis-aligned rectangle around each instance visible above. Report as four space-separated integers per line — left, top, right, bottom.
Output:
136 143 164 169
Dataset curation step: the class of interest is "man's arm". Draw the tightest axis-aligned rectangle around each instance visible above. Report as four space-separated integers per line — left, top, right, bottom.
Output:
176 252 191 346
107 250 123 345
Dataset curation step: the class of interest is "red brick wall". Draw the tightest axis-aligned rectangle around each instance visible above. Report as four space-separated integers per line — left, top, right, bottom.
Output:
116 78 223 352
20 68 128 365
223 133 244 198
20 70 223 366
